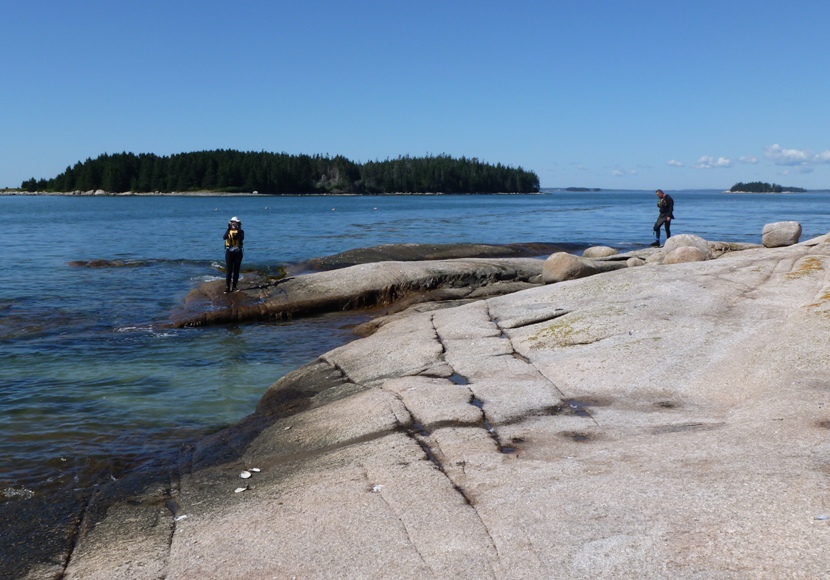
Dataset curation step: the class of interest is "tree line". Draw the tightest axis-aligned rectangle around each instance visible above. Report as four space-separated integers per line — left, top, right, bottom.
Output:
729 181 806 193
20 150 540 194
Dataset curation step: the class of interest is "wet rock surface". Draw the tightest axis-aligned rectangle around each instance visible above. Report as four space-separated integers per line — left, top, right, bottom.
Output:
301 241 579 270
10 236 830 578
170 257 547 327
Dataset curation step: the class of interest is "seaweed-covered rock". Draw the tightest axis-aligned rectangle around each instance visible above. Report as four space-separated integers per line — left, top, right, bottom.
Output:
171 258 544 327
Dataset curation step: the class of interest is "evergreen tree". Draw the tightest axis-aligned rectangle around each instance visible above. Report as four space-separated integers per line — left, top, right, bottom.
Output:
26 150 540 194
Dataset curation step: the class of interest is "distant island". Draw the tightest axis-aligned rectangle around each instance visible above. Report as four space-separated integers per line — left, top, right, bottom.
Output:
18 150 540 195
728 181 806 193
564 187 602 192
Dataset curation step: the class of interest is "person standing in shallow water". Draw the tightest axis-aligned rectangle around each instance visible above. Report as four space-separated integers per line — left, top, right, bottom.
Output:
223 217 244 292
651 189 674 247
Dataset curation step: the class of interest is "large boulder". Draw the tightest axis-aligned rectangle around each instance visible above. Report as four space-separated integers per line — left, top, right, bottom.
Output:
542 252 600 283
542 252 628 283
582 246 618 258
663 246 708 264
762 221 802 248
663 234 711 259
645 250 667 264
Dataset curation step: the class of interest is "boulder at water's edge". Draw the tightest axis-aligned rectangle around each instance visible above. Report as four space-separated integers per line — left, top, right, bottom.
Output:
762 221 802 248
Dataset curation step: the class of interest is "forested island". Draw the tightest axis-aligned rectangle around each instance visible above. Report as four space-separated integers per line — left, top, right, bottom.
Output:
728 181 806 193
18 150 540 194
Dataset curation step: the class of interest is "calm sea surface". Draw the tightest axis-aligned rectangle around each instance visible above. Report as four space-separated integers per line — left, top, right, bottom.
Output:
2 190 829 500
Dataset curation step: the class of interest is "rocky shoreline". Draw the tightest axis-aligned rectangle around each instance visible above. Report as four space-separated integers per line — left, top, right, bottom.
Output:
1 190 266 197
6 227 830 578
1 190 538 197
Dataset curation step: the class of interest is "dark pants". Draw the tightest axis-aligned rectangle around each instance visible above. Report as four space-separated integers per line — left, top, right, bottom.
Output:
654 216 671 240
225 249 243 289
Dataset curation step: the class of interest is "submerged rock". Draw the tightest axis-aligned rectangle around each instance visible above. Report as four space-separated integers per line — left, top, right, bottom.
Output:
67 259 143 268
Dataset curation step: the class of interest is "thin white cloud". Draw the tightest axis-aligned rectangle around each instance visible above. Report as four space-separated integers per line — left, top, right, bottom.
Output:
694 156 732 169
781 167 814 175
611 167 637 177
764 144 830 167
667 159 684 167
738 156 758 164
764 144 812 166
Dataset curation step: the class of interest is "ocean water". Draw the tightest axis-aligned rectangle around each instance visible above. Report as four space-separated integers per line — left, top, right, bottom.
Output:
1 190 828 500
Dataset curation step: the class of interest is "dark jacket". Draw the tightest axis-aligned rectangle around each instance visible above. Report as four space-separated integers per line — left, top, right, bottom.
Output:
658 195 674 218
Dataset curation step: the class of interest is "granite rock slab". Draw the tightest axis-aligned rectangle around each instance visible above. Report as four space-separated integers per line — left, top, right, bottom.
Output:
42 240 830 578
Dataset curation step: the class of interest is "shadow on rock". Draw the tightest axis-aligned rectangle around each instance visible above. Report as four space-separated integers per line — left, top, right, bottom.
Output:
300 242 583 271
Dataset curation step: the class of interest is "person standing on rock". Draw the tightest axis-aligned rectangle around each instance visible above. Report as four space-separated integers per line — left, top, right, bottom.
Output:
223 217 244 293
651 189 674 247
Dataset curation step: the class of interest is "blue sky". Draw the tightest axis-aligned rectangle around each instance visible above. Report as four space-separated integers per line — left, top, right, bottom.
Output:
3 0 829 190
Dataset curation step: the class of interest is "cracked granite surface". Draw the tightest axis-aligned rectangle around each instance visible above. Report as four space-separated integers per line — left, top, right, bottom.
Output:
29 240 830 578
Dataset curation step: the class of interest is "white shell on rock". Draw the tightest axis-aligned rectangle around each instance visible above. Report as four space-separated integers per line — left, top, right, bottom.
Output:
234 486 249 493
250 468 261 472
240 471 252 479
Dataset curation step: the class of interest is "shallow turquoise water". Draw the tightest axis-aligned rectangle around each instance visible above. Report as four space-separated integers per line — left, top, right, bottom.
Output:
1 191 828 499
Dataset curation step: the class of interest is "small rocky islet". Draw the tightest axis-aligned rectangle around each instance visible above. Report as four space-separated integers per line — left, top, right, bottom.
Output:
9 221 830 579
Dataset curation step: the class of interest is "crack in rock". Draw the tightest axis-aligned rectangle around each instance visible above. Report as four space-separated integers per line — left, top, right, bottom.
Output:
361 466 433 574
429 313 448 356
166 467 182 558
381 391 502 564
392 314 501 560
482 301 602 428
496 308 571 330
60 488 96 577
